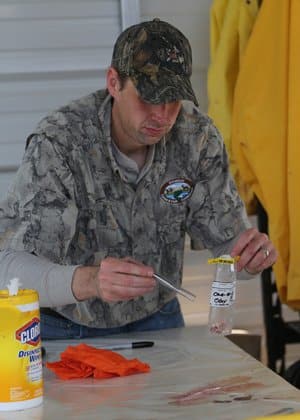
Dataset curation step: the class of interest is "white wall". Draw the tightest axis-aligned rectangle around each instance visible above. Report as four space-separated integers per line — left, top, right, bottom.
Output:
0 0 137 199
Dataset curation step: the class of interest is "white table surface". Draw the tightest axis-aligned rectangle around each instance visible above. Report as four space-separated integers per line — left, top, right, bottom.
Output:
1 326 300 420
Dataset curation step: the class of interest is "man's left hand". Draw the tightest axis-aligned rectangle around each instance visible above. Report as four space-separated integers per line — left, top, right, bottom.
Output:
230 227 278 274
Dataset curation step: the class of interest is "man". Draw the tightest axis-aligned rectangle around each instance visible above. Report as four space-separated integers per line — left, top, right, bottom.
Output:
0 19 277 339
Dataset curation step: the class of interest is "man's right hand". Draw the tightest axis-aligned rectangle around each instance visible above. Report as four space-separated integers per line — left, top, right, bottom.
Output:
71 257 156 302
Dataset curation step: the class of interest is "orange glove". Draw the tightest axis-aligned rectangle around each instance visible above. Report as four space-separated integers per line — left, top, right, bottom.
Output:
46 343 151 380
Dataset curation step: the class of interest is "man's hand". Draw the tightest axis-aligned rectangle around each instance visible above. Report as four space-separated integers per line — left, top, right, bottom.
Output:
230 227 278 274
72 257 156 302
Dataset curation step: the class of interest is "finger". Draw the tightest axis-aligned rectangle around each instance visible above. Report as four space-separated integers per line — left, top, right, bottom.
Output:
99 276 155 302
233 230 269 271
237 237 270 269
245 244 277 274
110 272 156 288
97 267 156 302
122 256 145 267
101 257 153 278
230 228 258 257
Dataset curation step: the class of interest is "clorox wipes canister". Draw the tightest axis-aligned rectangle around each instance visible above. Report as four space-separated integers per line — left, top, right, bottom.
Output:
0 279 43 411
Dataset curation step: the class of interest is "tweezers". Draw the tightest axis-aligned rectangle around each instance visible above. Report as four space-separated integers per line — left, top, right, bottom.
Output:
153 273 196 301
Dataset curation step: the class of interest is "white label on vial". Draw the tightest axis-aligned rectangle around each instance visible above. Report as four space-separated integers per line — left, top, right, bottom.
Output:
210 282 235 307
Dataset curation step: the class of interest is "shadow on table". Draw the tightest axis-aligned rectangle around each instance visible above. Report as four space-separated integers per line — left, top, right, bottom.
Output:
227 332 262 361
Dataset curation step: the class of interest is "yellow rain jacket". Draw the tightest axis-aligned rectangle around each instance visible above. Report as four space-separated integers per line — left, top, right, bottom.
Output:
231 0 300 309
207 0 259 213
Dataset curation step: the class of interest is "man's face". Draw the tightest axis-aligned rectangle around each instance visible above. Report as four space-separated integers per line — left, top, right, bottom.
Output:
108 68 182 150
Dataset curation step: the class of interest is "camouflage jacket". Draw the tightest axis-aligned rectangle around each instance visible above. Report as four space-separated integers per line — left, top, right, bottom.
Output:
0 90 249 327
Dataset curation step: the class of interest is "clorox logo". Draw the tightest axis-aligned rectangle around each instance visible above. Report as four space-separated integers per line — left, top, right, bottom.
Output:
16 318 41 346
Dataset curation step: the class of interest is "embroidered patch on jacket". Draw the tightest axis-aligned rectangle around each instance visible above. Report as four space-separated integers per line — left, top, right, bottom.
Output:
160 178 194 204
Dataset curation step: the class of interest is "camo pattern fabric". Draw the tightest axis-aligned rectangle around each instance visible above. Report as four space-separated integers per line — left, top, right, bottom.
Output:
0 90 249 328
111 19 198 106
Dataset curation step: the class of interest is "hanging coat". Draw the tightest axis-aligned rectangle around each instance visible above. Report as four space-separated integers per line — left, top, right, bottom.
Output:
207 0 259 213
231 0 300 310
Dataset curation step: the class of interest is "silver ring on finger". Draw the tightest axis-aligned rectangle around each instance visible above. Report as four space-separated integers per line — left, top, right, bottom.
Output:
261 246 270 259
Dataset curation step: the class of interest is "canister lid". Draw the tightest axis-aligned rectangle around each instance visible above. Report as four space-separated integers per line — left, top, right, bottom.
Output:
0 289 39 306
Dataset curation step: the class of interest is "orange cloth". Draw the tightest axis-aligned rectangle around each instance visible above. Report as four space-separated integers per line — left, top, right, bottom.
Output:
46 343 151 380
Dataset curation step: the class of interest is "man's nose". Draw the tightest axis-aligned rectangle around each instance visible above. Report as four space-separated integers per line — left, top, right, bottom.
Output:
150 103 170 122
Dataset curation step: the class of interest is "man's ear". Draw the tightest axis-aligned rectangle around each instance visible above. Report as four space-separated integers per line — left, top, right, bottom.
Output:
106 67 120 98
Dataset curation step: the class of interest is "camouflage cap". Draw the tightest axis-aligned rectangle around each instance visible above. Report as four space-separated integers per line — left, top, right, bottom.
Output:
111 18 198 106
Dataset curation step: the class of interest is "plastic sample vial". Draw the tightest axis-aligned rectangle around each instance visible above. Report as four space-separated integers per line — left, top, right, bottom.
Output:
208 255 237 335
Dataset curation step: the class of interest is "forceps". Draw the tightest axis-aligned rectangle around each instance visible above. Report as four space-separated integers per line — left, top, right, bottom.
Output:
153 273 196 301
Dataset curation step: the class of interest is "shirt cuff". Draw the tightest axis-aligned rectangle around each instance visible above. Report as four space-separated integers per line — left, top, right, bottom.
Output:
44 264 80 307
